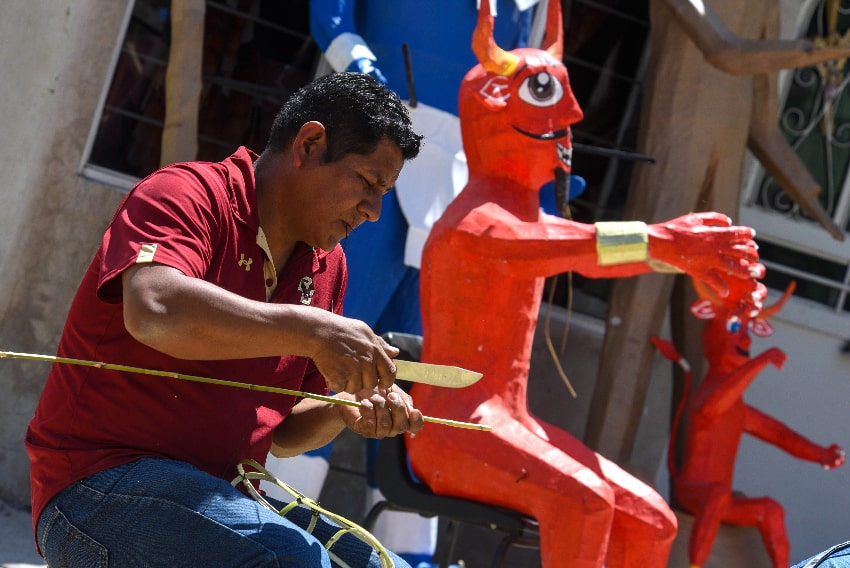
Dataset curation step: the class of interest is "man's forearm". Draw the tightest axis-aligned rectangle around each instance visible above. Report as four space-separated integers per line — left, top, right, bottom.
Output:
270 397 349 458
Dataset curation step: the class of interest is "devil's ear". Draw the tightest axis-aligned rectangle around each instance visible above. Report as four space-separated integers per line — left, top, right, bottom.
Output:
751 319 775 338
690 299 718 320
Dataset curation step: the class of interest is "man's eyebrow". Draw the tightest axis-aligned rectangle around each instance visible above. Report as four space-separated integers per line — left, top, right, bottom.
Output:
364 169 390 191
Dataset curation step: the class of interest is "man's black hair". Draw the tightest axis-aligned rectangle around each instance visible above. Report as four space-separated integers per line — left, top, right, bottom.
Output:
266 72 422 162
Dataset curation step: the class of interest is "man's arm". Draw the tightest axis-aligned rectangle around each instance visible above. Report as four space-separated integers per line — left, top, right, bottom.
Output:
122 263 399 393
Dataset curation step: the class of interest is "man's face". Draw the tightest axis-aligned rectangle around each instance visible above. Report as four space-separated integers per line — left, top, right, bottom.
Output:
296 138 404 252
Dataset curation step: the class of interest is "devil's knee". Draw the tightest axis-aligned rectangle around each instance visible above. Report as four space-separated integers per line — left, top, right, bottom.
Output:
761 498 786 530
574 469 616 519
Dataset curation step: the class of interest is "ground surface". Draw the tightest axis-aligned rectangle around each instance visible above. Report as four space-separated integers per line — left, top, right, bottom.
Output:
0 499 45 568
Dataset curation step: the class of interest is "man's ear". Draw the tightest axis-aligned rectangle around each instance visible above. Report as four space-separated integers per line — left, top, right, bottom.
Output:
293 121 327 167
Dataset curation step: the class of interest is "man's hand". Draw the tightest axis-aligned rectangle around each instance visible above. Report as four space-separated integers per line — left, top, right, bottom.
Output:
339 385 425 439
648 212 764 297
310 314 400 393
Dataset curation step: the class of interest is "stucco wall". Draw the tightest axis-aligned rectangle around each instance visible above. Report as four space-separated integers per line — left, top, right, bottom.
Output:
0 0 131 508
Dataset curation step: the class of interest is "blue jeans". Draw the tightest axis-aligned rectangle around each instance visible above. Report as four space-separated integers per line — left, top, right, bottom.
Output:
36 457 410 568
793 542 850 567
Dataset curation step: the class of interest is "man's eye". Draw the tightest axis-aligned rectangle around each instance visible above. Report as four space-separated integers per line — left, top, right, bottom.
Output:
518 72 564 107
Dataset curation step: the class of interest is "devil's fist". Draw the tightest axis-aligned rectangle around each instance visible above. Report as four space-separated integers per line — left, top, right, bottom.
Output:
821 444 845 470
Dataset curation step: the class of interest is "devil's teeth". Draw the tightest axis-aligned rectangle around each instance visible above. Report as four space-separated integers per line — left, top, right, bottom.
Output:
557 143 572 166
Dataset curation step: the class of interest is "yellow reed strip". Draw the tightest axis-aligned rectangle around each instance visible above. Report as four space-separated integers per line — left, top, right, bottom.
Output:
0 351 492 432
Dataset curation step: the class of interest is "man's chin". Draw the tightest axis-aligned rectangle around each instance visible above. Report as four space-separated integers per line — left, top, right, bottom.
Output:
317 238 342 252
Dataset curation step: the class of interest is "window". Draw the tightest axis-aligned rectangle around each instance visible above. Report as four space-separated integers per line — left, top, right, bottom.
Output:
740 0 850 337
81 0 318 188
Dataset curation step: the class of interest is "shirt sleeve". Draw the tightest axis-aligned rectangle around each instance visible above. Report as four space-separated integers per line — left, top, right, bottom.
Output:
96 164 223 302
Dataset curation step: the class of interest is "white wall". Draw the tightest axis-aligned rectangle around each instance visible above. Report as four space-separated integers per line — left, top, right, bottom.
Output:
733 309 850 563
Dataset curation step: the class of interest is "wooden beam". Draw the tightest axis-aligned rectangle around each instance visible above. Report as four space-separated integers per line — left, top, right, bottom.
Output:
161 0 205 166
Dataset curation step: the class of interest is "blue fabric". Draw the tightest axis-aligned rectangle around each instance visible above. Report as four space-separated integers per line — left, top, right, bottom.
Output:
300 440 335 461
793 542 850 568
539 175 587 216
36 457 410 568
342 190 422 335
310 0 532 115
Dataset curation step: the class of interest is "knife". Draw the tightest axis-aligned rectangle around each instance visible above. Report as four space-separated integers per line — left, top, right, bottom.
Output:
394 359 483 388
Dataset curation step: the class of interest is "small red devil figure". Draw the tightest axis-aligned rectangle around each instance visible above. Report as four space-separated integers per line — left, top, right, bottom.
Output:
406 1 764 567
652 278 844 568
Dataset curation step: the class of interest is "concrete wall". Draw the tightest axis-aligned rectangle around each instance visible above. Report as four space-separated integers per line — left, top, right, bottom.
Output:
0 0 131 508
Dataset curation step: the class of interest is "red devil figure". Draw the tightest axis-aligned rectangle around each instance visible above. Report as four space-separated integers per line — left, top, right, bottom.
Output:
652 278 844 568
406 1 765 567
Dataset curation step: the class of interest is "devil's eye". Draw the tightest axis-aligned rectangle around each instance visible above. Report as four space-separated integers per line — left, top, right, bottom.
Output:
518 72 564 107
726 316 742 334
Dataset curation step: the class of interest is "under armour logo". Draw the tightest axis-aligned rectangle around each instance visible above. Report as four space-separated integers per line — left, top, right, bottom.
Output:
238 254 253 271
298 276 315 305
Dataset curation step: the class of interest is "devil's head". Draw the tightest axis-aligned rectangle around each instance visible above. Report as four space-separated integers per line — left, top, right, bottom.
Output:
460 0 583 191
690 277 796 367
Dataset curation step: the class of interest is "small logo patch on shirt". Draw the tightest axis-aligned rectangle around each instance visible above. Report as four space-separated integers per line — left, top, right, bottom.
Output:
238 253 253 271
136 243 158 263
298 276 315 305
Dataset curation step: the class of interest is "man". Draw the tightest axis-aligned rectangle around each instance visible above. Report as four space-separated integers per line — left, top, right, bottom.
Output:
26 72 424 568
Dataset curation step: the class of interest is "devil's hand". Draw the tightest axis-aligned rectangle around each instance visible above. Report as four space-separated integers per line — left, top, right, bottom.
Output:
762 347 787 370
648 212 764 297
821 444 846 470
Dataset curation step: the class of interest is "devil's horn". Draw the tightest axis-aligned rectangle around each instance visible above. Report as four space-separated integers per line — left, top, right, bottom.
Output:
541 0 564 60
473 0 521 75
691 276 722 305
759 280 796 320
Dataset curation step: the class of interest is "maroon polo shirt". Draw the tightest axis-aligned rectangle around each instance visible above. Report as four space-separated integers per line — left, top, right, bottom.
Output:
26 147 346 536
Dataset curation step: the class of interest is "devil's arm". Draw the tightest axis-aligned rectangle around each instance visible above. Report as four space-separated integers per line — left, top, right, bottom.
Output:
696 348 785 415
448 208 648 279
745 405 845 468
451 208 760 293
658 0 850 75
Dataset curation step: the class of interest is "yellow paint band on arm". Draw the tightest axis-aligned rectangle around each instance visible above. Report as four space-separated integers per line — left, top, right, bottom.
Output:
594 221 649 266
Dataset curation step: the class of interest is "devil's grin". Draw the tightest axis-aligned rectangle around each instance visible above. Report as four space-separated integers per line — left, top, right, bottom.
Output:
512 125 572 169
512 125 568 140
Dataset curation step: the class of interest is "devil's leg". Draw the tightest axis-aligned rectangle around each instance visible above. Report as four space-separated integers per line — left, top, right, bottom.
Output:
408 414 616 568
726 496 789 568
599 458 678 568
674 480 731 567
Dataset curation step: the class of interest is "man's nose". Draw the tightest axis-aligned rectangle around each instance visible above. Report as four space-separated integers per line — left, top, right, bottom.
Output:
358 194 383 222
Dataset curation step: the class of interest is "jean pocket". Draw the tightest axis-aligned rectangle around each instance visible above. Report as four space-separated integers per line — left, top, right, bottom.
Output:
41 506 109 568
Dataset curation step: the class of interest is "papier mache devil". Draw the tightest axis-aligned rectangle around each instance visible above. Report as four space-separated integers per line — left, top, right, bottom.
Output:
405 1 765 567
652 278 844 568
